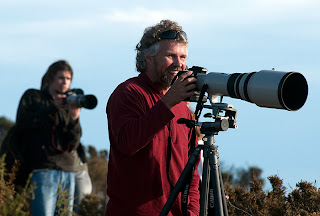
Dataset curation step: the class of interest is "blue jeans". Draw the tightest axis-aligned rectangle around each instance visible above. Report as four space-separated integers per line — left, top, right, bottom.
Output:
74 170 92 213
31 169 75 216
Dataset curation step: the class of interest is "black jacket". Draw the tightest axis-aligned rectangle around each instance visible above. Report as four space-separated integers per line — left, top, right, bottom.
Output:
16 88 81 172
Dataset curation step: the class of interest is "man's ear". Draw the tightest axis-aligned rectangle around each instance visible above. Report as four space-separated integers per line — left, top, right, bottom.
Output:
145 56 154 68
146 56 153 63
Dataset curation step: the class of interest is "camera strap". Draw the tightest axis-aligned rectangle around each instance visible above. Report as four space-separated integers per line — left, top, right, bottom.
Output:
166 121 175 189
166 120 197 216
51 117 70 153
181 125 197 216
195 84 208 122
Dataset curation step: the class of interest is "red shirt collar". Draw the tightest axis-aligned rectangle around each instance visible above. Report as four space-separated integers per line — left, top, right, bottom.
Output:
138 72 165 95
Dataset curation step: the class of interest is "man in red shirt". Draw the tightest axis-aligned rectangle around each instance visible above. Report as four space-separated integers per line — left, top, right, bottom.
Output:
106 20 200 216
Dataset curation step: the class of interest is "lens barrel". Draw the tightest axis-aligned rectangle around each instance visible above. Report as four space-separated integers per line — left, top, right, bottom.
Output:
196 70 308 111
66 94 98 109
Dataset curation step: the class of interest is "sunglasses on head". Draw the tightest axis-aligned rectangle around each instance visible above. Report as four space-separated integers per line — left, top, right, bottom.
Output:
159 30 188 41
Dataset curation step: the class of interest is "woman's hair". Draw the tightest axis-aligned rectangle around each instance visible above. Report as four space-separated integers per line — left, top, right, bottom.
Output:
135 19 188 73
41 60 73 90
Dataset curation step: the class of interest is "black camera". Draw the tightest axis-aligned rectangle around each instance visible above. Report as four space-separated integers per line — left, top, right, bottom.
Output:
65 89 98 109
172 66 208 102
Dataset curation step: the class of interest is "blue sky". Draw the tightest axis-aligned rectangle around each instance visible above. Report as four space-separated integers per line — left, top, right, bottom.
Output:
1 0 319 192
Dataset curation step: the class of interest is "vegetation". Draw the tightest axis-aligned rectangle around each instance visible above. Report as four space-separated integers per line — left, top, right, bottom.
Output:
1 115 320 215
0 147 107 216
0 155 33 216
224 176 320 216
0 117 14 144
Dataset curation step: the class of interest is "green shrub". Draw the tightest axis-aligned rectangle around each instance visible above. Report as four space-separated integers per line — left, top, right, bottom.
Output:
78 193 106 216
0 154 33 216
226 175 320 216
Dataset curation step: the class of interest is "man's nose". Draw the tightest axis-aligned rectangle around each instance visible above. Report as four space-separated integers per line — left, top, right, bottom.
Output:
173 57 183 68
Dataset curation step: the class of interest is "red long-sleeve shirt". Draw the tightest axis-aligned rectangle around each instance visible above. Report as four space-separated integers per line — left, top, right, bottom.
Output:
106 73 200 216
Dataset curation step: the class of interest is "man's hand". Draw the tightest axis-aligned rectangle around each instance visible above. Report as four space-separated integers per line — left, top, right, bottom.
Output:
68 103 81 122
53 94 67 109
161 71 196 109
53 94 80 122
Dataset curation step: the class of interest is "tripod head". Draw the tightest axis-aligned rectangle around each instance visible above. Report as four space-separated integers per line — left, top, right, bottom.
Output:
199 102 237 135
179 88 238 135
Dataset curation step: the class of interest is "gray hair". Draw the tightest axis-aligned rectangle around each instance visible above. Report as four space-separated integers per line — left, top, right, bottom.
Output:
137 42 160 72
135 20 187 73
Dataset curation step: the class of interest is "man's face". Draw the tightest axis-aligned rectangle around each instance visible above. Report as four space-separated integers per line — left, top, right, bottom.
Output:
146 40 188 90
49 70 72 96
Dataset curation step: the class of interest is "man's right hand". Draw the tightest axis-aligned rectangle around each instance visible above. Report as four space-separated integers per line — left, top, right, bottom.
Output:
161 71 197 109
53 94 67 109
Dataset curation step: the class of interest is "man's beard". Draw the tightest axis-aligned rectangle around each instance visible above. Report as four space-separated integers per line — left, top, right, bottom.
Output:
160 74 172 87
153 61 183 87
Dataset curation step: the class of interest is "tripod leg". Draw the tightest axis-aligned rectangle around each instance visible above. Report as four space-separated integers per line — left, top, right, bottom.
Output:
160 146 201 216
209 145 229 216
218 166 229 216
199 147 210 216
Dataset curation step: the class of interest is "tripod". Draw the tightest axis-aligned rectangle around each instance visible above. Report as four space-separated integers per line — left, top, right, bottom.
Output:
160 102 237 216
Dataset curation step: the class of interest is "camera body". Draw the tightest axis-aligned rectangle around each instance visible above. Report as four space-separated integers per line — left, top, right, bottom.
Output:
65 89 97 109
178 66 208 102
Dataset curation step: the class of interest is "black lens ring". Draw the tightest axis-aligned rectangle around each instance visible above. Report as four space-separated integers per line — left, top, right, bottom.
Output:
243 72 256 102
227 73 241 98
235 73 246 99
